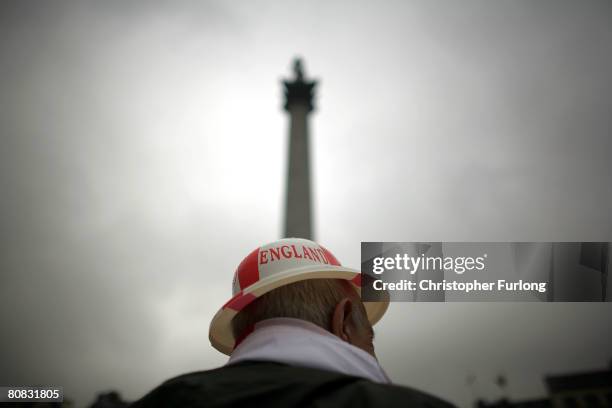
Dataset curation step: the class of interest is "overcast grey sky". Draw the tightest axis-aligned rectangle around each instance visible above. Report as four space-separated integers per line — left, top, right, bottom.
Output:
1 1 611 407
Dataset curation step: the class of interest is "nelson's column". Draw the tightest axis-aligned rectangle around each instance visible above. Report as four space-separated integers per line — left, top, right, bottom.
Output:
282 58 317 240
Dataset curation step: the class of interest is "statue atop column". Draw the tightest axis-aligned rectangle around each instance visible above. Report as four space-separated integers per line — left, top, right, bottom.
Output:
293 59 305 81
283 57 317 113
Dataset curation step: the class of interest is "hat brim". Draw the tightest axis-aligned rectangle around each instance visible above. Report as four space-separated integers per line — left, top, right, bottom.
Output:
209 265 390 355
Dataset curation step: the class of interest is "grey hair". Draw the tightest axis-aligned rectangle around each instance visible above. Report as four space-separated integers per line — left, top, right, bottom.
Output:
231 278 370 339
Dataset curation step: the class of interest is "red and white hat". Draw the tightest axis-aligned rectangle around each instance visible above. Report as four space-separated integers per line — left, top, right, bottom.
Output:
209 238 389 355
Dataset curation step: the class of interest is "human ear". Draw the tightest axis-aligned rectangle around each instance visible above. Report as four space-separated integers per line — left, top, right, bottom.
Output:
331 297 354 342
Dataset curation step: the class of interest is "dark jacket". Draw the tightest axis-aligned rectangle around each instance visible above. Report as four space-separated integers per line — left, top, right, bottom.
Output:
131 361 456 408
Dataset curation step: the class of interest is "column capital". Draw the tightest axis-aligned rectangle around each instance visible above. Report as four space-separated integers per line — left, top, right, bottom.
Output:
283 58 317 112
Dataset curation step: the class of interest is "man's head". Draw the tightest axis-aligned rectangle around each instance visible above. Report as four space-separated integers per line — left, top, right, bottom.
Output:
231 278 376 357
209 238 388 355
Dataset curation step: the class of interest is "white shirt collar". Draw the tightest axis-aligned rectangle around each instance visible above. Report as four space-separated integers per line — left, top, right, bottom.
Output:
227 317 391 384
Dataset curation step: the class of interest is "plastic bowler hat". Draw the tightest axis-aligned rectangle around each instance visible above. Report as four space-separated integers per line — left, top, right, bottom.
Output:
209 238 390 355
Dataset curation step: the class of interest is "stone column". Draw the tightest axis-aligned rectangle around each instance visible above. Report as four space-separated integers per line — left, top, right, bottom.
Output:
282 59 317 239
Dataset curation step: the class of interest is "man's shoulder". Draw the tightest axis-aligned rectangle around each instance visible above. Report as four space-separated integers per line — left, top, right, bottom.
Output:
131 361 456 408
